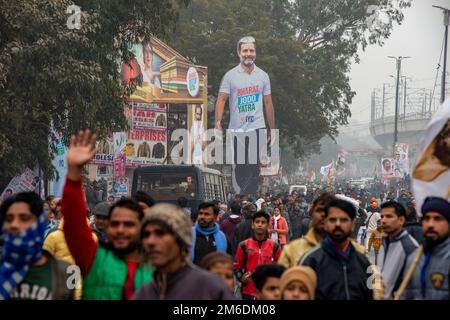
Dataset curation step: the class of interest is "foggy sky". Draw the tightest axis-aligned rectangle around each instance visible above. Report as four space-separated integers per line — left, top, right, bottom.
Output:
349 0 449 126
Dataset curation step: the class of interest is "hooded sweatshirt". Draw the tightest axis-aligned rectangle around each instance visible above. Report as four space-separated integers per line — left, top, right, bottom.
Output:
220 215 242 244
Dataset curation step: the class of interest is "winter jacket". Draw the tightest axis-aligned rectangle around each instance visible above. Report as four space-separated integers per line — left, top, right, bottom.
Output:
404 221 424 245
43 218 98 300
351 208 367 239
44 218 98 266
82 246 154 300
234 237 281 297
377 229 419 299
288 209 305 240
191 224 229 265
268 215 289 245
402 237 450 300
220 215 242 244
62 179 154 300
280 228 366 269
131 264 235 300
232 217 254 256
300 240 374 300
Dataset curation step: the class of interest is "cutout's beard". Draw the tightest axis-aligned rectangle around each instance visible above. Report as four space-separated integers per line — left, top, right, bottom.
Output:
240 56 255 67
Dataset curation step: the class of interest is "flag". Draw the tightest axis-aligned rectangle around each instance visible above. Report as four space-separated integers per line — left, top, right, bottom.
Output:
320 163 333 176
412 99 450 212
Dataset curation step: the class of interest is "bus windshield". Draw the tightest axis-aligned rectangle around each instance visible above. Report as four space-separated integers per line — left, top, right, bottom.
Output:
136 172 197 200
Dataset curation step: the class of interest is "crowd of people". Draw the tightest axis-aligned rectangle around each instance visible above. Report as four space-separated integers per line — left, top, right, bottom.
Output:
0 129 449 300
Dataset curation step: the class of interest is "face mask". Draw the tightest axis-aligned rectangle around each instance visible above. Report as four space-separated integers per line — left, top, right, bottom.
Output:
0 213 46 300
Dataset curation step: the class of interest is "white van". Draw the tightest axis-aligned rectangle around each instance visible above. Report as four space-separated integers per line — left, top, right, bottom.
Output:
289 185 307 195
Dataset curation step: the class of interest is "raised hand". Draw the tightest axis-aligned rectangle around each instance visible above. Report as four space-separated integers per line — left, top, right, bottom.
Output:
67 129 97 181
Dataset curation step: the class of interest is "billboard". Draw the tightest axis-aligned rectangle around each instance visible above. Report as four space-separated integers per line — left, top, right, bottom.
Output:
187 104 206 165
121 37 206 104
393 143 409 178
126 103 167 166
381 158 394 180
1 168 39 203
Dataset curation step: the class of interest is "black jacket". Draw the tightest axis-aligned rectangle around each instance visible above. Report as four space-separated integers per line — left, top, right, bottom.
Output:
288 209 304 240
193 231 232 265
300 241 373 300
404 221 424 245
232 217 253 257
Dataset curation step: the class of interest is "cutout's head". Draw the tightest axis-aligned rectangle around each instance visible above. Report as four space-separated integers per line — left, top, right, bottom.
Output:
237 36 256 67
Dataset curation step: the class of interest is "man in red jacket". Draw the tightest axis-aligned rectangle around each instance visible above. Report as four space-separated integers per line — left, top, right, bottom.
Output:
234 210 281 300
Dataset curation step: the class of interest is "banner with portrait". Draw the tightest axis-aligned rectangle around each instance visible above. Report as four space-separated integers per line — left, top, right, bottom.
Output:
381 158 394 180
187 104 206 165
413 99 450 212
393 143 409 178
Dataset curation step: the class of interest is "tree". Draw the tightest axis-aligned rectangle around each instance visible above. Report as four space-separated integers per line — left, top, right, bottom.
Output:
168 0 410 172
0 0 189 188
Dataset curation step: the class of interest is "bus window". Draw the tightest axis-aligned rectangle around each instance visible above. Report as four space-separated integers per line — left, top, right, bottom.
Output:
136 173 197 200
213 175 219 200
218 177 224 202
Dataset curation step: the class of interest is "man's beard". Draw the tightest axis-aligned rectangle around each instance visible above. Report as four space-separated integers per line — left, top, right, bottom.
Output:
328 228 351 243
110 239 141 257
424 233 447 250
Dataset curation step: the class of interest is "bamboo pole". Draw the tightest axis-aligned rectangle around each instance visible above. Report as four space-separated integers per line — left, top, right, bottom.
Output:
394 245 424 300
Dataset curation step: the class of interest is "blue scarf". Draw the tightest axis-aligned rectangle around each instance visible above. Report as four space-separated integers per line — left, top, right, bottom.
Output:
420 251 431 298
191 223 227 261
0 213 47 300
322 235 353 266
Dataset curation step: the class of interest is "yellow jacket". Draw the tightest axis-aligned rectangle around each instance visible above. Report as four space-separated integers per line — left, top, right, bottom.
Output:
279 228 367 269
43 218 97 300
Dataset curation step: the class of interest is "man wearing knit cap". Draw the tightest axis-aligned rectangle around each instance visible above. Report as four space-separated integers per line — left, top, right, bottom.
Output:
280 266 317 300
91 201 110 245
401 197 450 300
132 203 234 300
300 198 374 300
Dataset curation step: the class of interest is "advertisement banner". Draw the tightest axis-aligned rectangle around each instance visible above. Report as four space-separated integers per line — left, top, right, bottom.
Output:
394 143 409 178
131 102 167 132
107 177 129 199
1 168 39 203
187 104 206 165
121 37 206 104
91 134 114 165
49 129 68 197
125 102 167 167
112 132 127 177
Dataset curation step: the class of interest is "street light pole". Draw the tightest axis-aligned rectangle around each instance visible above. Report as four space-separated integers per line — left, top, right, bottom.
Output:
433 5 449 103
388 56 410 155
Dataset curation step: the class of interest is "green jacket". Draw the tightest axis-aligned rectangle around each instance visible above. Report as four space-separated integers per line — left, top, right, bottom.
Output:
82 246 154 300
